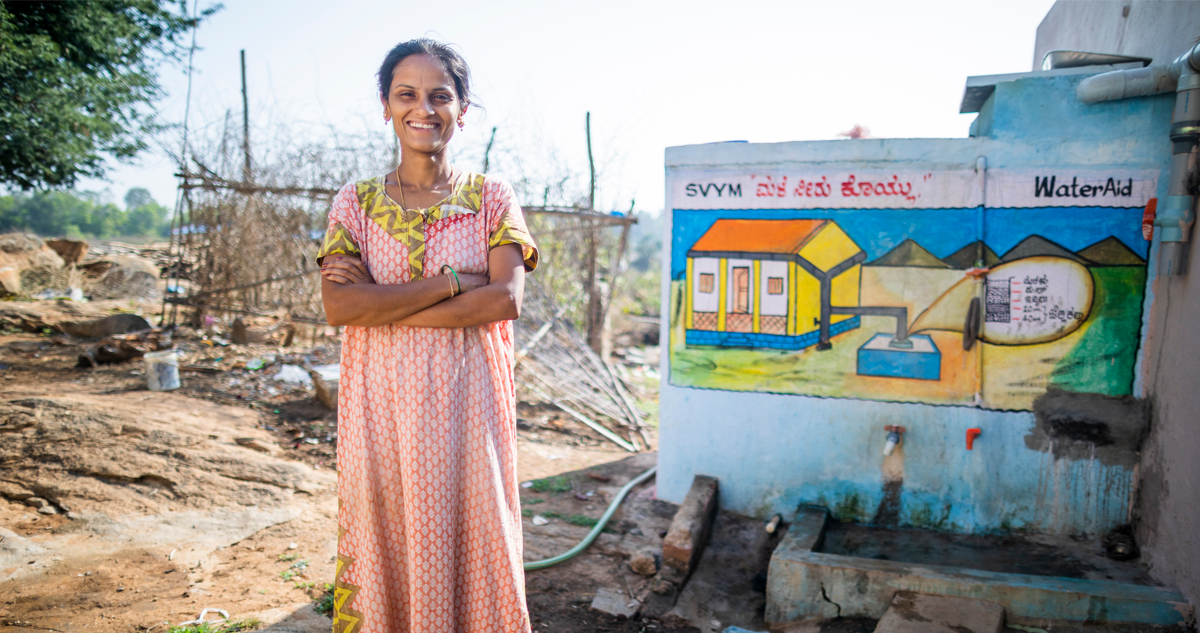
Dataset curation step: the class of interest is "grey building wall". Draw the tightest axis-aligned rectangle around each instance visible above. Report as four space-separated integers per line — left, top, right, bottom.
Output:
1033 0 1200 70
1036 0 1200 611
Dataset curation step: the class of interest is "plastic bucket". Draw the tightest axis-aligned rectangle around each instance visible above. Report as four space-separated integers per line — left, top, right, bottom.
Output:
144 350 181 391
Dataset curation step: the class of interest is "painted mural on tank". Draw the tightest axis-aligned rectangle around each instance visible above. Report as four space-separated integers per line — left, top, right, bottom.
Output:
668 169 1157 411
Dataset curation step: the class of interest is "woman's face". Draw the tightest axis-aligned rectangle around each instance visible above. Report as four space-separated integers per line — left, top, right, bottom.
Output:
383 54 465 156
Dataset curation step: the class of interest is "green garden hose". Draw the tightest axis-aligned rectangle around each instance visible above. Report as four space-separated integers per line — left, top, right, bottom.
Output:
523 466 657 571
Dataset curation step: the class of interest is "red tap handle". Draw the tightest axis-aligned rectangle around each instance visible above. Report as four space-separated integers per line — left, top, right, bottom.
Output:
966 428 982 450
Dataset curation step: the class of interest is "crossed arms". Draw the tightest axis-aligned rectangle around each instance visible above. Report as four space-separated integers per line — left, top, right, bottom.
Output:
320 243 525 328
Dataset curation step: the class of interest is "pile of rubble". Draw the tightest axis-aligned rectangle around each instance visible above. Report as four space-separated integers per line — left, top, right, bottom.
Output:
0 233 162 301
514 284 655 453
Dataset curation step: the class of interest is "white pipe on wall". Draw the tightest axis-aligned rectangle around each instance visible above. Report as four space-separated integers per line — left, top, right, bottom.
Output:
1076 43 1200 104
1076 65 1177 104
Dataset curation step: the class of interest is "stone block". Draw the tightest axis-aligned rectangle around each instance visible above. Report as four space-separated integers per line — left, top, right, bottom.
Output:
0 266 20 296
662 474 718 576
630 547 660 577
874 592 1003 633
310 370 339 411
591 587 639 619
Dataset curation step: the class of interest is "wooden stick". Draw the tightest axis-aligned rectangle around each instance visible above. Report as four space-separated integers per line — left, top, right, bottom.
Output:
527 384 636 452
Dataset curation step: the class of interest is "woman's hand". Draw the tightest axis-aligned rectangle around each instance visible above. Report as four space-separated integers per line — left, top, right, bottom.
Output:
321 255 375 285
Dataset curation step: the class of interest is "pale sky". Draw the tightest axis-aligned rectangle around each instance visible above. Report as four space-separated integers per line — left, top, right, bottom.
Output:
77 0 1059 214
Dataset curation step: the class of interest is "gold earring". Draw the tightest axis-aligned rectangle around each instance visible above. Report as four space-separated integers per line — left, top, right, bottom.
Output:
457 117 465 130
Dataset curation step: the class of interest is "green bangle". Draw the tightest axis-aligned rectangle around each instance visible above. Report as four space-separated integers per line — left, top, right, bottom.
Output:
441 264 462 295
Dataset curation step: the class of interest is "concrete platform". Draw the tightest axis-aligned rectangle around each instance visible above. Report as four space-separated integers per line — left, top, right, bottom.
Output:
874 592 1004 633
765 507 1193 628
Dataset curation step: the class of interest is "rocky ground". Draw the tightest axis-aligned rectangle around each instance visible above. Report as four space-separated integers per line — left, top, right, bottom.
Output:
2 299 1173 633
0 298 723 633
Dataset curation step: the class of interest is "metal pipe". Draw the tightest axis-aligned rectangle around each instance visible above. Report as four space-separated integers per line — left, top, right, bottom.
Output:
1155 70 1200 276
1076 43 1200 104
1076 65 1177 104
1077 43 1200 277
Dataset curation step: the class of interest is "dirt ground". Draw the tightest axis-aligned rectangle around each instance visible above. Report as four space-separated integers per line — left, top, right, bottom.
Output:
3 301 1187 633
0 300 708 633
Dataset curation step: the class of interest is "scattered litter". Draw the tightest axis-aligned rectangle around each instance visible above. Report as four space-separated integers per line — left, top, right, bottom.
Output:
179 608 229 627
521 481 534 489
587 473 611 482
273 364 313 386
77 329 173 367
33 289 68 300
304 438 320 444
287 542 298 550
532 515 550 526
245 357 268 371
145 350 181 391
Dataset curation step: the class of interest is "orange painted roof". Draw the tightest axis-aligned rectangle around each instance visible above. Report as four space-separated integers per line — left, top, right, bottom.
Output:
689 219 830 254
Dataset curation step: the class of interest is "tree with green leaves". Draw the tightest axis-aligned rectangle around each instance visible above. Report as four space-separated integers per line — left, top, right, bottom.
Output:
0 1 218 190
0 188 168 237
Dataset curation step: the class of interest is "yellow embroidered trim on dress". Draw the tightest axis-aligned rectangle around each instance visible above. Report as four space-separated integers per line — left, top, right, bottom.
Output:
488 221 539 272
356 173 485 280
316 222 361 265
334 526 365 633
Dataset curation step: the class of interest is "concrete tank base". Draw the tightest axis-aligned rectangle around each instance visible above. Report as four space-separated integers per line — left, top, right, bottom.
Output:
765 508 1193 628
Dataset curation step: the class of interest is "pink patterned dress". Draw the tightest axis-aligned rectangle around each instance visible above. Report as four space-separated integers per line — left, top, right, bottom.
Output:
316 173 538 633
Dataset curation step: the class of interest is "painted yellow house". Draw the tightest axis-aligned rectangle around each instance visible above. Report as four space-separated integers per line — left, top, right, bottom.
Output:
684 219 865 350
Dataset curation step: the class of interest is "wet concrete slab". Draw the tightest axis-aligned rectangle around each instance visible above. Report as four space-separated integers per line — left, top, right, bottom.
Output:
821 522 1155 585
765 507 1193 628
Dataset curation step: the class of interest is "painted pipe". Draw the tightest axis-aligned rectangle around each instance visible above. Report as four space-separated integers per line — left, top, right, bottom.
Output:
966 428 982 451
523 466 656 571
1156 72 1200 275
1076 43 1200 104
1077 42 1200 276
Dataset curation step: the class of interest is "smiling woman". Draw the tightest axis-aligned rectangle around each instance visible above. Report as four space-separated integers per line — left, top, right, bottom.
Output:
316 39 538 633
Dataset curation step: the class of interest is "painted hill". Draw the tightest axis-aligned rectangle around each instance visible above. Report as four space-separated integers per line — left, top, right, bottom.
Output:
942 241 1000 269
1000 235 1093 264
867 239 952 268
1078 237 1146 265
